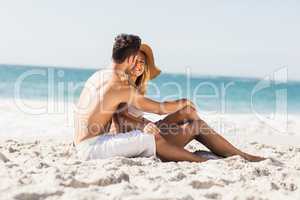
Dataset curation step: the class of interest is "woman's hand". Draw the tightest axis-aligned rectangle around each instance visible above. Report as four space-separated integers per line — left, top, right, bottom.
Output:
143 123 161 138
178 98 197 109
160 98 197 113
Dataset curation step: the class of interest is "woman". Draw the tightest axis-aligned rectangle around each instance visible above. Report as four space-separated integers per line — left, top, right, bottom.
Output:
111 44 264 162
110 44 158 134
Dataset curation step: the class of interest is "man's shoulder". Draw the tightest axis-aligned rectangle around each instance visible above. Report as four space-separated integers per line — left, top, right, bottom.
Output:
88 68 113 82
85 68 113 88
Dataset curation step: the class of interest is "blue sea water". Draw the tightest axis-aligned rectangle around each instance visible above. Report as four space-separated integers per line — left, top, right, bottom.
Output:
0 64 299 114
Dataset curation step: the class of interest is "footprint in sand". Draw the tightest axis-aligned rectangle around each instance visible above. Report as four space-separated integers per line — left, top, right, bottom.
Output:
190 180 224 189
0 152 9 162
8 146 18 153
204 192 222 199
169 172 186 181
14 191 64 200
61 172 130 188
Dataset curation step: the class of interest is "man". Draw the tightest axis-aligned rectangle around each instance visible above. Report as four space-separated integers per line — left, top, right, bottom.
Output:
74 34 207 162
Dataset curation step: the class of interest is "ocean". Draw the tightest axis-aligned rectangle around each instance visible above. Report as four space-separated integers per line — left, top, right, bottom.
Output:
0 64 299 114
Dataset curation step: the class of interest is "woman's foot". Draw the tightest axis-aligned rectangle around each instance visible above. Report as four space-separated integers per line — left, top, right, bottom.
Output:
243 153 266 162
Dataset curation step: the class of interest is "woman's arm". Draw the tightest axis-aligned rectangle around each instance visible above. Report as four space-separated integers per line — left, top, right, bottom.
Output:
119 87 195 115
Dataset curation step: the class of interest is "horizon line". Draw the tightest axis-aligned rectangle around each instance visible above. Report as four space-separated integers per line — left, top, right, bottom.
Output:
1 63 300 82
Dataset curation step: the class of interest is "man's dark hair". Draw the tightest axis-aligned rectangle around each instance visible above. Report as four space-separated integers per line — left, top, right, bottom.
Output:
112 34 141 64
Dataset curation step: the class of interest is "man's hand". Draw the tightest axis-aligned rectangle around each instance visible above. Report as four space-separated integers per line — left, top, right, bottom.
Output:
143 123 161 138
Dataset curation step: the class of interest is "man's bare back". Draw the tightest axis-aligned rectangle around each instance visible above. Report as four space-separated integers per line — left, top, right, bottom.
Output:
74 69 130 144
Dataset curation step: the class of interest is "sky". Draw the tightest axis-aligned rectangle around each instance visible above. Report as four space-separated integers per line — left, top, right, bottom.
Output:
0 0 300 80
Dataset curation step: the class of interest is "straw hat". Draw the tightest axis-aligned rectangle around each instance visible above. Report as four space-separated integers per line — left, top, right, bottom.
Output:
139 43 161 80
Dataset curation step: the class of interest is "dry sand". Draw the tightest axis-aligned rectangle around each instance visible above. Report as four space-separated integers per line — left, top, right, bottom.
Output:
0 99 299 199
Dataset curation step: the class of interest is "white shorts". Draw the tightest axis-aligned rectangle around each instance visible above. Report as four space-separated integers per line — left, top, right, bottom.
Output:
76 130 156 160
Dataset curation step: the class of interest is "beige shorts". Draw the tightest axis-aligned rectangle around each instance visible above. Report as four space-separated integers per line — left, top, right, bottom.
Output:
76 130 156 160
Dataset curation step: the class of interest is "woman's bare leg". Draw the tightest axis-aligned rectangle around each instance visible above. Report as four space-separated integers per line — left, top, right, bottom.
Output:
156 106 265 162
155 106 198 147
193 119 265 161
154 133 207 162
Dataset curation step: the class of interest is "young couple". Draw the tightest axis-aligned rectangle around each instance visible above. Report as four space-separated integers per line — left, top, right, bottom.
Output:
74 33 264 162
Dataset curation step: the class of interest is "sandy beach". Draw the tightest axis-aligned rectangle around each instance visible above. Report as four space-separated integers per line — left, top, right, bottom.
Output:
0 99 300 199
0 0 300 200
1 0 300 199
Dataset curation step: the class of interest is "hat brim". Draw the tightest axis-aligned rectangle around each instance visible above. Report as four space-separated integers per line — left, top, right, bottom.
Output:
140 44 161 80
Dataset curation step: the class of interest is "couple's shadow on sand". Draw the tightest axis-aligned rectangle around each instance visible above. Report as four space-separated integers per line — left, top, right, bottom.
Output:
193 150 222 160
193 150 284 166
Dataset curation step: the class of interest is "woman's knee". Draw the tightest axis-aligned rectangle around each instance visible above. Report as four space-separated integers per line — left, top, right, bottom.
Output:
179 105 198 119
154 133 166 147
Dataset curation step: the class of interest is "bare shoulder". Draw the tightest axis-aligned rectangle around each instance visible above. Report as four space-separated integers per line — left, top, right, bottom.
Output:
108 84 139 104
76 69 113 111
85 69 113 90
